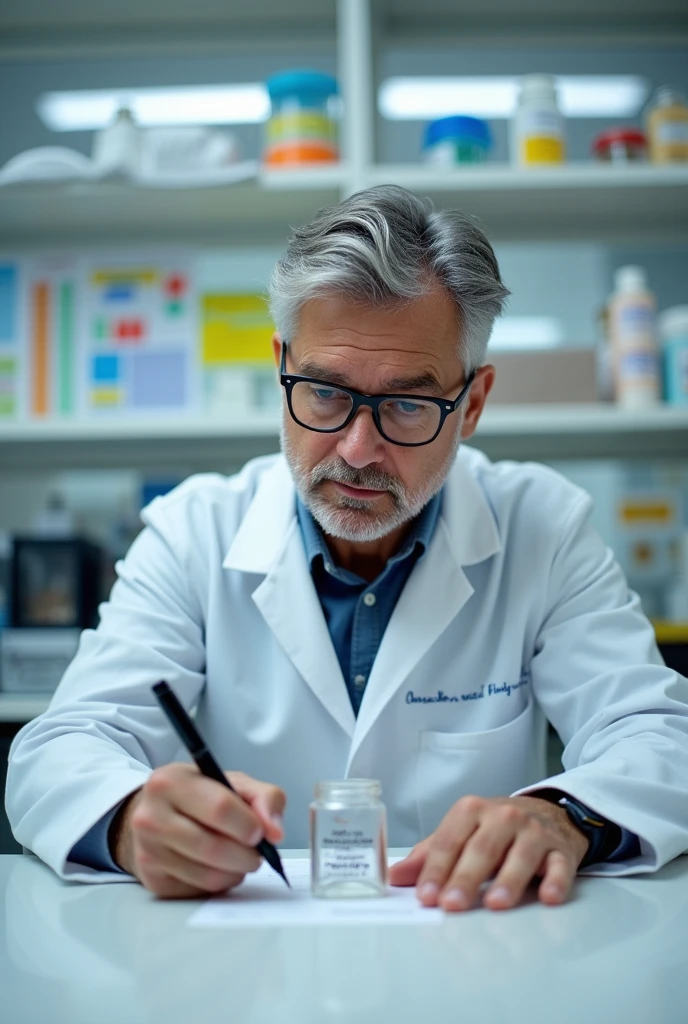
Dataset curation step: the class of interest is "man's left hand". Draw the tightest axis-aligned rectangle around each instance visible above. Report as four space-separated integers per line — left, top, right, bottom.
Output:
388 794 590 912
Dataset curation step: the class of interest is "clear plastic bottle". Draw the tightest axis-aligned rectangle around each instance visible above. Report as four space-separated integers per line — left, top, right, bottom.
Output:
310 779 388 898
645 87 688 164
609 266 661 407
511 74 566 166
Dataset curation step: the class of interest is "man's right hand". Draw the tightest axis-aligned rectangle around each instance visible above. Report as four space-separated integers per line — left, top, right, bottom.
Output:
110 764 286 898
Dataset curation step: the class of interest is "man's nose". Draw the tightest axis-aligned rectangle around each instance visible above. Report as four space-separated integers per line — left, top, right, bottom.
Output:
335 407 386 469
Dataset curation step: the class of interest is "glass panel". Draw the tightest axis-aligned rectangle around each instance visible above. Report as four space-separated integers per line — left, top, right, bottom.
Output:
379 397 441 443
291 381 353 429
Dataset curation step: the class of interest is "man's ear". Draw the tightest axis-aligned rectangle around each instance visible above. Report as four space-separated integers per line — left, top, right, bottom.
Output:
460 364 495 441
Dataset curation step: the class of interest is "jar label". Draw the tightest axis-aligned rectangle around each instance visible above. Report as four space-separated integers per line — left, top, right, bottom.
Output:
617 306 656 342
519 109 563 137
523 137 565 163
657 121 688 144
314 808 382 882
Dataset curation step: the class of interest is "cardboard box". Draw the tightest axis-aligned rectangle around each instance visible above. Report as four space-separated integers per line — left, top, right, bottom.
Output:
486 349 598 405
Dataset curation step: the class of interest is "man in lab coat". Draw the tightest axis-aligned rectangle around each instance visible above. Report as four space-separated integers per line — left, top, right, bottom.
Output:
7 185 688 911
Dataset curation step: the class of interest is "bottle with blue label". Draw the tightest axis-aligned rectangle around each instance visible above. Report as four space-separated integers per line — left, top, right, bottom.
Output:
609 266 662 408
659 306 688 406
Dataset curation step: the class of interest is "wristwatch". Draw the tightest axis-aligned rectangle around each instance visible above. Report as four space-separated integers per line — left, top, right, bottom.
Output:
531 789 621 868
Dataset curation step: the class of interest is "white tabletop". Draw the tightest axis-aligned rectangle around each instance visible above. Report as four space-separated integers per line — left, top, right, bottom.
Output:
1 851 687 1024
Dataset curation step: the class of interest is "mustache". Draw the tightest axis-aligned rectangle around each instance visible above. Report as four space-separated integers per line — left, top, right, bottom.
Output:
310 458 404 498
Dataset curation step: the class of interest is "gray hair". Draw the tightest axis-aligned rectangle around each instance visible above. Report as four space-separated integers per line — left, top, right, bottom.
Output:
268 184 510 373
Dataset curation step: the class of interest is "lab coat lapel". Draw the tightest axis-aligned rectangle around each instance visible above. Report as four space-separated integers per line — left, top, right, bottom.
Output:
252 523 355 738
347 449 502 768
224 456 355 739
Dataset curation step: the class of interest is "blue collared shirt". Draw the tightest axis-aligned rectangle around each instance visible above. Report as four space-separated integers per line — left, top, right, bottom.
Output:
296 492 441 715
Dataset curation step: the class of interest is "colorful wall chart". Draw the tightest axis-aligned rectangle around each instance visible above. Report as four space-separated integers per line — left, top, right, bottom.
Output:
84 257 195 413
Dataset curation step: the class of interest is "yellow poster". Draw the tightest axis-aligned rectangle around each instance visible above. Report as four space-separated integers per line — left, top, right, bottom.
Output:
201 293 274 366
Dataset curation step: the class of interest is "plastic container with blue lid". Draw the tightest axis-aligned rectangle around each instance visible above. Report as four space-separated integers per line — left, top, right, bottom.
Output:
264 70 339 166
423 115 492 165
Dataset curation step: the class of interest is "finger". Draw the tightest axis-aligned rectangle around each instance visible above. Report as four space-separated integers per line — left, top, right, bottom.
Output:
483 830 551 910
164 811 263 876
137 838 247 896
388 837 433 887
415 796 483 906
142 860 246 899
227 772 287 843
440 816 519 911
538 849 576 905
146 769 265 847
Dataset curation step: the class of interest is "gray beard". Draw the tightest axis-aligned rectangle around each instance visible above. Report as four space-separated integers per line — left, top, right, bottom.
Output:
280 418 462 542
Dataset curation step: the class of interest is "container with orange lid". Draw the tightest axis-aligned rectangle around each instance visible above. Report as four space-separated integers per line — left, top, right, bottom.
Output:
264 70 339 167
592 128 648 164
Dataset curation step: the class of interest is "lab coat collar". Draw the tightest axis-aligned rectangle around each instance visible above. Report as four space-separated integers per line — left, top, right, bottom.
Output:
223 448 501 575
222 449 501 743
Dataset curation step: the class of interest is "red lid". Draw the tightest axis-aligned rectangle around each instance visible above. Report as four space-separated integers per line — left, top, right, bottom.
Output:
593 128 648 153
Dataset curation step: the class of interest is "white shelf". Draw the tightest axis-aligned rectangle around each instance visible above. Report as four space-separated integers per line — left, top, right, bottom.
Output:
1 405 686 468
1 163 687 244
367 164 688 242
0 167 349 245
0 694 51 724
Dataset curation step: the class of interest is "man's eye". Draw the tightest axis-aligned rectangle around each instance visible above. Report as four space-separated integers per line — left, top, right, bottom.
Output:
311 387 339 401
394 400 423 415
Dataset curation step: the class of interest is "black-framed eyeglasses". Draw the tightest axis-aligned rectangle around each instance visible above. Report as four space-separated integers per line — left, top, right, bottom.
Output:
280 342 476 448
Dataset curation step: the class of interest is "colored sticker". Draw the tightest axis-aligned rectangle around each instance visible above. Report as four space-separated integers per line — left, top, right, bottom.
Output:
202 293 274 366
131 351 186 408
0 265 17 343
92 354 120 383
0 355 16 415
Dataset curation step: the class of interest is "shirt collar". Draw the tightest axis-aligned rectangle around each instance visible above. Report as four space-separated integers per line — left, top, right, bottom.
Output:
296 488 443 575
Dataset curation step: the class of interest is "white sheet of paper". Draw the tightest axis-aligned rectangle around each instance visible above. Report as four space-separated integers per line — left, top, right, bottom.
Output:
188 858 444 928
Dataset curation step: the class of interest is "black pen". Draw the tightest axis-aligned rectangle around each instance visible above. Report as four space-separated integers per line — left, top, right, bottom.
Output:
152 680 290 888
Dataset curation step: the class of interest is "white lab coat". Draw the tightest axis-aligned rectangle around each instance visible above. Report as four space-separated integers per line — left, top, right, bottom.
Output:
7 447 688 882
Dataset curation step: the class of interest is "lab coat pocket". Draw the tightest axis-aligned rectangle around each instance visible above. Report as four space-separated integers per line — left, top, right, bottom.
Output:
416 697 535 838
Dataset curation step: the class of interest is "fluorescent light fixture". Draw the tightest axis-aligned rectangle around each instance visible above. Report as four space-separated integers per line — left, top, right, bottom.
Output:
37 85 270 131
379 76 648 120
489 317 564 350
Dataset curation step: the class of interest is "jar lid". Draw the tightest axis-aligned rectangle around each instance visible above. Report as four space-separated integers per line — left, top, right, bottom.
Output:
659 305 688 337
518 74 558 102
267 70 338 101
592 128 648 152
424 115 491 149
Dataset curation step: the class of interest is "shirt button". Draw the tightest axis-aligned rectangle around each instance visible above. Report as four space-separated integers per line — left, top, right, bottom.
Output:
363 592 376 607
354 674 366 689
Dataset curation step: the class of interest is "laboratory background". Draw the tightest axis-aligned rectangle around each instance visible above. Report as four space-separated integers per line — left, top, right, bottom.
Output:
1 0 687 853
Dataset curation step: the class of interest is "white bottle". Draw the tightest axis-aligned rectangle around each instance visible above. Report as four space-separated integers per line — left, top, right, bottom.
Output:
511 74 566 166
609 266 661 408
92 107 140 178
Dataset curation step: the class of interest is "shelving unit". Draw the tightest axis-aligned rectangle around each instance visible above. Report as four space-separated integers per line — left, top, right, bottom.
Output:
2 163 687 245
0 0 686 469
1 404 686 470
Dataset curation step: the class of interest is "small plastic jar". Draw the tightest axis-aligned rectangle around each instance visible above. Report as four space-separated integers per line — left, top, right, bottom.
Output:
645 87 688 164
423 115 491 165
264 70 339 167
659 305 688 405
310 779 388 898
511 74 566 166
592 128 648 164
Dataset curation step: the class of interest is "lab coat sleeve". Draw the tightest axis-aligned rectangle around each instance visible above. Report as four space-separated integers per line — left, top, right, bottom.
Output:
513 494 688 876
5 495 207 883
